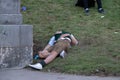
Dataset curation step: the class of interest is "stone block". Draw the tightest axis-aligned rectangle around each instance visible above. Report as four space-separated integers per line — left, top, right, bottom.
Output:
0 25 33 69
0 25 19 47
0 47 32 68
0 25 33 47
0 0 20 14
0 14 22 24
20 25 33 47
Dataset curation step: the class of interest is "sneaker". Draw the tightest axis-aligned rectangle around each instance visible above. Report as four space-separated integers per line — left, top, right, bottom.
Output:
84 8 89 15
60 50 66 58
33 54 40 60
29 63 43 70
98 8 104 13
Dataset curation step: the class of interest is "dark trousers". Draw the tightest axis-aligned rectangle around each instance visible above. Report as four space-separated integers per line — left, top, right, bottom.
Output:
83 0 102 9
75 0 95 8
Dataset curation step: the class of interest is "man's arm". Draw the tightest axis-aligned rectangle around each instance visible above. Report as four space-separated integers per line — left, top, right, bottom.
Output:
59 33 78 46
43 44 51 50
43 36 55 50
70 34 78 46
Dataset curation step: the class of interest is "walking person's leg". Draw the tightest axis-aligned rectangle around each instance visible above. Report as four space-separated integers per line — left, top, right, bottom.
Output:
96 0 104 13
96 0 102 8
83 0 89 15
83 0 89 9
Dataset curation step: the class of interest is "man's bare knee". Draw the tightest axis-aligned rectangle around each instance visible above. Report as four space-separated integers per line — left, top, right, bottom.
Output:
38 50 50 58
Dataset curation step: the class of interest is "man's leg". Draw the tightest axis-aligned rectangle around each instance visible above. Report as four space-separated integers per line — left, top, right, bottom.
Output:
44 51 59 64
38 50 50 58
96 0 104 13
29 40 69 69
33 50 50 60
34 50 66 60
29 51 59 70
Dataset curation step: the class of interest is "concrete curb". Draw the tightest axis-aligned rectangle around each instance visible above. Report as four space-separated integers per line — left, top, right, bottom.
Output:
0 69 120 80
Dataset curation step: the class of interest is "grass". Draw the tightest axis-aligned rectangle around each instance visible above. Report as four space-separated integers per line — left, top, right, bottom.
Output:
21 0 120 76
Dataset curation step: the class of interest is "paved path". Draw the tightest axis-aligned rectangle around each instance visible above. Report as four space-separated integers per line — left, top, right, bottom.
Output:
0 69 120 80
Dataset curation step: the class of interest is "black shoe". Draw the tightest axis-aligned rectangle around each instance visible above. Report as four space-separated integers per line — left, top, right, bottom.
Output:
98 8 104 13
84 8 89 15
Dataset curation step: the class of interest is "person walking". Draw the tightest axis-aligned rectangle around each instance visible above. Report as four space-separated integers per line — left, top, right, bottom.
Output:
84 0 104 15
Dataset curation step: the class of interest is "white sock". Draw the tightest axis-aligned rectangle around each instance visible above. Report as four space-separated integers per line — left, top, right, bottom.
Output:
60 50 66 58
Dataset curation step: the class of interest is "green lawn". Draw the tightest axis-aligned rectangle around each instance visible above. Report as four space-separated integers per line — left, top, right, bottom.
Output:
21 0 120 76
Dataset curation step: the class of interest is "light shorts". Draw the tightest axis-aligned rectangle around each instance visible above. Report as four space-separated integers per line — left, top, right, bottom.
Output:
47 39 70 54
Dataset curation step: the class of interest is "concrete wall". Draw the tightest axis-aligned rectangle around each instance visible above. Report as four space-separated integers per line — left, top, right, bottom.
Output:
0 25 33 69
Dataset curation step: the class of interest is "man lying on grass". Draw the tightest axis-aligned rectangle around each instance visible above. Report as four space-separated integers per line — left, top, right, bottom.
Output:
29 30 78 70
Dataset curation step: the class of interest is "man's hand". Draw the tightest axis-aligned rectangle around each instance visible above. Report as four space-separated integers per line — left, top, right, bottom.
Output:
60 34 70 38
